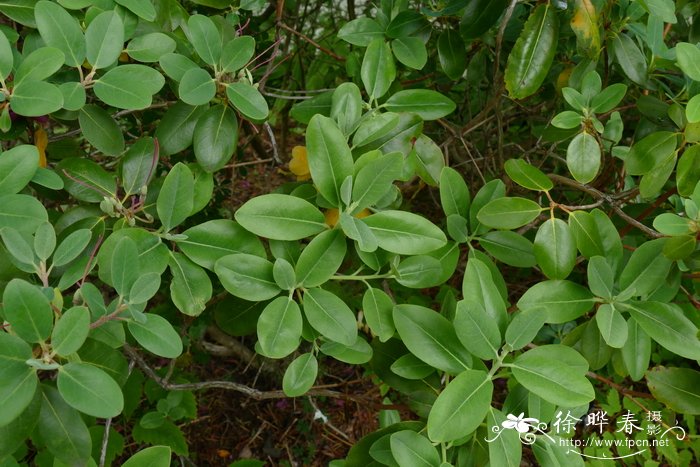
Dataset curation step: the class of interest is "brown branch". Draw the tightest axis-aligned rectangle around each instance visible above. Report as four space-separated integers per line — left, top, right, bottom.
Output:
548 174 664 238
278 22 345 62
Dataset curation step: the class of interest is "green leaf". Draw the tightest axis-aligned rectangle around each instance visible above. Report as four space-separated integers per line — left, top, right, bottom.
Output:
257 296 302 358
621 318 651 381
504 159 553 191
686 94 700 123
321 338 373 364
179 67 215 105
226 82 269 121
510 345 594 407
361 39 396 100
487 408 523 467
517 280 595 323
159 53 199 82
215 253 280 301
306 114 354 207
85 11 124 69
551 110 584 129
295 229 346 287
454 300 501 360
282 353 318 397
568 209 622 261
121 137 155 196
652 213 693 235
34 0 85 67
0 194 48 236
391 37 427 70
479 231 537 268
2 278 52 343
179 219 265 270
462 257 507 331
1 226 34 265
393 304 472 374
39 386 92 466
662 235 696 260
623 301 700 360
675 42 700 81
128 314 183 359
51 306 90 356
595 304 627 348
390 431 440 467
390 353 434 379
591 83 627 113
410 136 447 187
57 362 123 418
53 228 91 267
534 218 576 280
220 36 255 73
395 255 443 288
624 131 676 176
157 163 194 231
385 90 456 120
505 4 559 99
610 33 647 86
234 193 327 240
352 152 403 210
439 166 470 218
363 210 446 255
273 257 296 290
0 332 37 426
340 212 379 252
111 236 139 296
505 308 547 350
11 80 63 117
15 47 65 84
122 446 172 467
566 132 601 184
59 81 86 111
438 30 466 80
94 64 165 110
646 367 700 415
127 33 176 63
192 104 238 172
477 197 543 230
33 221 55 261
618 238 672 297
586 255 614 299
331 82 362 135
0 144 39 195
362 287 395 342
352 112 400 147
426 369 493 442
97 228 168 285
129 272 161 304
168 252 211 316
460 0 507 40
303 287 357 345
114 0 155 21
338 18 384 46
0 388 40 458
79 105 124 156
187 14 221 65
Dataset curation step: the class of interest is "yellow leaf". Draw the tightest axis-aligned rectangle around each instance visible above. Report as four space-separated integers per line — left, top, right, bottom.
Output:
556 67 573 93
571 0 601 58
324 208 339 227
34 127 48 168
289 145 311 181
354 208 371 219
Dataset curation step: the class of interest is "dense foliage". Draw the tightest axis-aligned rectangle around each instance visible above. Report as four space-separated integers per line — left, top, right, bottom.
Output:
0 0 699 465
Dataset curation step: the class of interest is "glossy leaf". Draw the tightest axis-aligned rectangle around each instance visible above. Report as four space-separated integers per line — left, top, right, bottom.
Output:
187 14 221 65
57 362 124 418
303 287 357 345
235 194 326 240
179 67 215 105
179 219 265 270
534 218 576 280
363 287 395 342
517 280 595 323
385 90 456 120
390 430 440 467
220 36 255 72
79 105 124 156
93 64 165 110
393 304 472 374
295 229 346 287
2 278 53 343
282 353 318 397
193 104 238 172
361 39 395 100
306 114 354 207
257 296 302 358
128 314 183 359
505 4 559 99
363 210 447 255
0 145 39 195
427 369 493 442
39 386 91 466
34 0 85 67
51 306 90 356
0 332 37 426
566 132 601 184
477 197 542 230
169 252 212 316
85 11 124 69
157 163 194 231
11 80 63 117
646 367 700 415
215 253 280 301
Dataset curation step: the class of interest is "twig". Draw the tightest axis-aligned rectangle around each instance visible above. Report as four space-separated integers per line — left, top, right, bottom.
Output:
264 122 282 164
123 344 371 403
548 174 663 238
278 22 345 62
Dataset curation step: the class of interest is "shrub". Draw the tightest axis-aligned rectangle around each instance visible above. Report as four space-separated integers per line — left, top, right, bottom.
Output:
0 0 698 465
